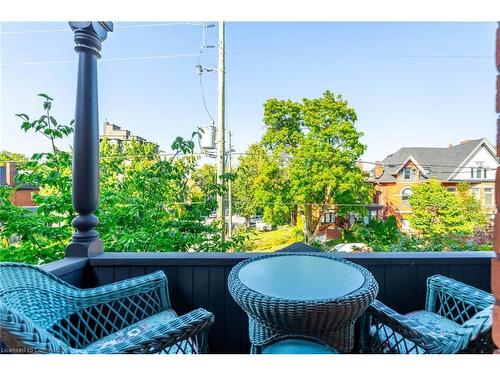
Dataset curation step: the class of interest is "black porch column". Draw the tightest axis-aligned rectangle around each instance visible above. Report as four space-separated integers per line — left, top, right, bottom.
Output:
65 22 113 258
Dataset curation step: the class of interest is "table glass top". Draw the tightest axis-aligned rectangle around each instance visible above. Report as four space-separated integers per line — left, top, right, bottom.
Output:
238 255 366 301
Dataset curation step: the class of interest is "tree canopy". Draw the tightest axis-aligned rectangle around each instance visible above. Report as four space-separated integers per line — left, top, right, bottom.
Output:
0 94 244 264
260 91 373 241
408 179 489 237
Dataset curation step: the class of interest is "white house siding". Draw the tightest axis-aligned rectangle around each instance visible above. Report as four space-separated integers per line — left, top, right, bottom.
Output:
451 144 498 181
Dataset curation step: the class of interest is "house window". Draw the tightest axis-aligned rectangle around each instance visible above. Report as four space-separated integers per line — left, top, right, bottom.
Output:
471 163 487 179
476 167 483 179
402 168 417 181
401 219 411 231
471 188 481 201
484 188 494 207
322 212 336 224
401 188 413 202
446 187 456 193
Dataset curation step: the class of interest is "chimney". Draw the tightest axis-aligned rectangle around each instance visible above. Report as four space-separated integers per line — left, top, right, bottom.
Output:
357 160 363 170
374 161 384 179
448 143 453 148
5 162 16 186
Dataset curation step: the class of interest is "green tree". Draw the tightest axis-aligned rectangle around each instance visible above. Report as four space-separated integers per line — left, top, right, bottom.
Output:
233 143 264 225
233 143 294 227
0 94 245 264
262 91 373 242
0 94 74 263
0 151 28 167
456 182 489 233
408 179 464 237
190 163 217 206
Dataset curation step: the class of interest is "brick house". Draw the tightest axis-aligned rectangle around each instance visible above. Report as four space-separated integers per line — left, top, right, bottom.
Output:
369 138 498 230
0 162 38 211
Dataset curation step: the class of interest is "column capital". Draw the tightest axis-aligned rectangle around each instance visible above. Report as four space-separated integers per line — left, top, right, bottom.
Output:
69 21 113 57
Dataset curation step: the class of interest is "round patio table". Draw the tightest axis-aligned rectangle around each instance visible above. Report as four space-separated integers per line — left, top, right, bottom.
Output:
228 253 378 353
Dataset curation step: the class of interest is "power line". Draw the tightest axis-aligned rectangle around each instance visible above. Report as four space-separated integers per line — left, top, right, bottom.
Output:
0 22 204 35
3 153 497 171
1 52 217 67
3 50 493 67
196 24 217 125
232 51 494 59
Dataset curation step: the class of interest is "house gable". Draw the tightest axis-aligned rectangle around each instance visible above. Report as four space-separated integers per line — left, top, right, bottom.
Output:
392 156 427 181
449 138 498 181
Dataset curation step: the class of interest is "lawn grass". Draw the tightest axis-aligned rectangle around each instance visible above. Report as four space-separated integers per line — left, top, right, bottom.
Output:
244 226 304 252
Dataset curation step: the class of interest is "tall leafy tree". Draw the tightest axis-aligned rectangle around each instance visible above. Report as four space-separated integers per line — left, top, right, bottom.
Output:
232 143 264 226
0 94 245 264
233 143 294 226
0 94 74 263
456 182 489 233
408 179 464 237
190 163 217 206
262 91 373 242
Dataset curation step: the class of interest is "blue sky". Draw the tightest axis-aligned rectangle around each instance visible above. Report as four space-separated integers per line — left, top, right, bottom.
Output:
0 22 497 165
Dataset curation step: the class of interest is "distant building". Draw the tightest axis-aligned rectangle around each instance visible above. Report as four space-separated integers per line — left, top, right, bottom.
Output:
369 138 498 230
100 121 148 145
0 162 38 211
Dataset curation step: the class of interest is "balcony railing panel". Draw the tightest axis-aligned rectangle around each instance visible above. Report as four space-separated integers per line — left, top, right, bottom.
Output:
40 257 92 288
68 251 493 354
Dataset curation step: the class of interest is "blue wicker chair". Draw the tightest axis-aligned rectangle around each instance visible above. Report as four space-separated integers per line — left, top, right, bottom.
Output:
361 275 494 354
0 262 214 354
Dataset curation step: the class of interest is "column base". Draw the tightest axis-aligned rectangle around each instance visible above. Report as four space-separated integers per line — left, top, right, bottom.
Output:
65 239 104 258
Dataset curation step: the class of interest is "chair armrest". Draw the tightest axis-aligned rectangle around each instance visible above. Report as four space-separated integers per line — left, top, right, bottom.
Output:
460 306 494 340
425 275 494 322
79 270 171 310
363 300 447 353
0 302 73 354
80 308 215 354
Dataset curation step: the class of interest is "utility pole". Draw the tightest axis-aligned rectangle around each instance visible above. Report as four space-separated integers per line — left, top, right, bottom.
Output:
216 21 226 239
227 131 233 238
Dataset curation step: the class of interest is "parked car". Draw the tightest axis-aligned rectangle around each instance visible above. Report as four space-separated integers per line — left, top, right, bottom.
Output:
333 243 372 252
249 215 263 227
255 220 272 231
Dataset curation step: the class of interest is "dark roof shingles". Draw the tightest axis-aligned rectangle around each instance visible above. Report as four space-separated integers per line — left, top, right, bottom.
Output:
375 139 484 182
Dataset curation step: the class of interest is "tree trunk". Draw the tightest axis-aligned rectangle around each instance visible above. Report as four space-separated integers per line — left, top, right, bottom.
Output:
303 205 314 243
312 205 326 238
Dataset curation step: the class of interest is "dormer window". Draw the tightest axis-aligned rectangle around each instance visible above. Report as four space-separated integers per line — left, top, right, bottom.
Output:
402 167 417 181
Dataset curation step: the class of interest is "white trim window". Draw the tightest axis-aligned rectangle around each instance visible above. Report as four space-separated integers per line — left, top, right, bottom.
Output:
484 188 494 207
401 219 411 231
471 162 487 179
322 212 336 224
471 187 481 202
401 188 413 203
402 167 417 181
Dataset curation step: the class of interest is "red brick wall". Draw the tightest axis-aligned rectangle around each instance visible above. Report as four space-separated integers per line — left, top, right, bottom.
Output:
10 189 38 207
494 22 500 353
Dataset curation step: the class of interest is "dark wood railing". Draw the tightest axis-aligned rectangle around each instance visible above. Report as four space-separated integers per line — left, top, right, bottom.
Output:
41 251 494 354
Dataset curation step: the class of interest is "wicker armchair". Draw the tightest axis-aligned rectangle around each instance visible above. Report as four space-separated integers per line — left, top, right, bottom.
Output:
361 275 494 354
0 262 214 354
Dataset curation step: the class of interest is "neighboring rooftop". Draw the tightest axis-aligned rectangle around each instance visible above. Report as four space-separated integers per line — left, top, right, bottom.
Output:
371 138 497 182
100 121 147 143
